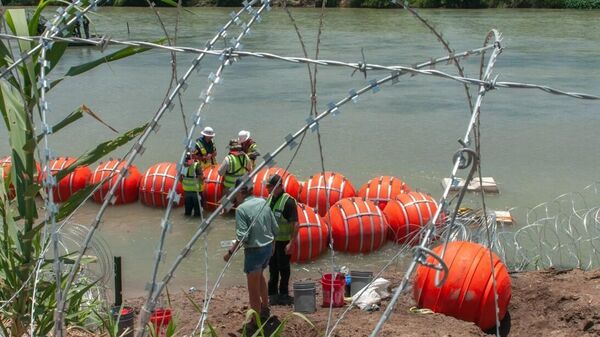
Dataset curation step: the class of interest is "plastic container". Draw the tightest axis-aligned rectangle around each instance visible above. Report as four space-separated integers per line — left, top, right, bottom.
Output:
345 275 352 297
320 273 345 307
293 282 316 313
350 271 373 296
111 306 135 337
150 308 172 337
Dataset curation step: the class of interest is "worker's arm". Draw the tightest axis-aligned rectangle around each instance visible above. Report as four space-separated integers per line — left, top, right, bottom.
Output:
223 239 240 262
284 198 299 254
218 157 229 176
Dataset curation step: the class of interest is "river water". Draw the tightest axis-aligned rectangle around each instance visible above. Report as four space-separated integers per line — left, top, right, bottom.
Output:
2 7 599 296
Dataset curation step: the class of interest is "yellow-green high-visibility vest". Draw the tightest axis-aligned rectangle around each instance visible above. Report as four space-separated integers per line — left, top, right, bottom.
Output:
182 162 203 192
223 153 247 188
269 192 292 241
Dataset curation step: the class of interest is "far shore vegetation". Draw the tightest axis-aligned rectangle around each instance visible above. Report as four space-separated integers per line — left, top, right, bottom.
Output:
4 0 600 9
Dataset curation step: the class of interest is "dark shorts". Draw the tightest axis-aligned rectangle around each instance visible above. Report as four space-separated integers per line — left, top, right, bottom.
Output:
244 244 272 274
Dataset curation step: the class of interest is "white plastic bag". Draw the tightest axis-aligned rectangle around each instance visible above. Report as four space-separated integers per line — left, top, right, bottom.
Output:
351 277 391 310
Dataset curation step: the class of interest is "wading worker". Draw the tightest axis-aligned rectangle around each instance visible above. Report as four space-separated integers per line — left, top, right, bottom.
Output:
194 126 217 169
238 130 260 169
181 153 204 218
223 179 278 330
218 139 252 209
265 174 298 306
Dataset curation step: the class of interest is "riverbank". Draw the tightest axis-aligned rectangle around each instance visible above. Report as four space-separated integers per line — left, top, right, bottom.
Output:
118 268 600 336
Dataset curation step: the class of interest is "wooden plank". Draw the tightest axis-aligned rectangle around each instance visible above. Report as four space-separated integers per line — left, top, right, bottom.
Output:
494 210 514 225
441 177 499 193
468 177 499 193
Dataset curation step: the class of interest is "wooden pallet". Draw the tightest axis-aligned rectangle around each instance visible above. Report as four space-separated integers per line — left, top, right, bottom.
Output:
442 177 499 194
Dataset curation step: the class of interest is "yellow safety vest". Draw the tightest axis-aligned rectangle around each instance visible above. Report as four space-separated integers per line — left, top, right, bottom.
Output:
182 162 203 192
195 138 216 169
268 192 293 241
223 153 247 188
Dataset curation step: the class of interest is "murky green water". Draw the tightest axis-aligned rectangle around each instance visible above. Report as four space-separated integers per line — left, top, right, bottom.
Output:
2 7 599 296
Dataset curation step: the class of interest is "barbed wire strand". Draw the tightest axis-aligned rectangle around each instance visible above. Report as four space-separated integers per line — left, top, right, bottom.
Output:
2 32 596 101
368 29 503 337
55 2 264 332
135 2 270 335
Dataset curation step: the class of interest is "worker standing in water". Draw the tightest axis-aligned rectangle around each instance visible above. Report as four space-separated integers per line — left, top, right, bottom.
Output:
219 139 252 211
238 130 260 169
181 153 204 218
195 126 217 168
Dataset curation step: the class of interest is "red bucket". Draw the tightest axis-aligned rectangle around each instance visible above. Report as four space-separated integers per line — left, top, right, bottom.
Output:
149 308 172 336
320 273 345 307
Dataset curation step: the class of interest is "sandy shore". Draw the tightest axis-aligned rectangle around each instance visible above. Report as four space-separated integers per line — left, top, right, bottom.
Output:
119 268 600 336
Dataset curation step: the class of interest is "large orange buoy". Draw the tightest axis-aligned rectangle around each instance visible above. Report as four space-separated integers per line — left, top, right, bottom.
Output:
90 160 141 205
252 167 301 199
290 203 329 263
49 157 92 203
1 156 42 198
326 197 387 253
358 176 411 210
202 165 223 211
299 171 356 217
413 241 511 330
383 192 438 245
139 162 183 208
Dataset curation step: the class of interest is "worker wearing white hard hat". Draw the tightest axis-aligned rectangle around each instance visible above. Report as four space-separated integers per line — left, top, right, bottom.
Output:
201 126 215 137
218 139 252 213
194 126 217 168
238 130 260 169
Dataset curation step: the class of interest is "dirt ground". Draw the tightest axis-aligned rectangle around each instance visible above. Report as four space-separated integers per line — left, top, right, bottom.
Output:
122 268 600 337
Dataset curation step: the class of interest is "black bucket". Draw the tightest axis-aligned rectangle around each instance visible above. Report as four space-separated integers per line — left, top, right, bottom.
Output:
111 306 135 337
350 271 373 296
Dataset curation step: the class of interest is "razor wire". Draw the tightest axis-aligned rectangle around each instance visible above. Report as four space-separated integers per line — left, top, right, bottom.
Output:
1 2 599 336
32 1 104 336
52 1 267 333
135 14 504 337
137 39 509 337
1 33 598 101
369 29 503 337
136 1 272 335
493 183 600 272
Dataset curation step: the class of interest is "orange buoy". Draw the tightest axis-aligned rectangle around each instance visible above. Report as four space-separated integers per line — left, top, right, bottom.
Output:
358 176 411 210
49 157 92 203
290 203 329 263
252 167 301 199
202 165 223 211
90 160 141 205
326 197 387 253
383 192 438 245
413 241 511 330
1 156 42 198
299 171 356 216
140 162 183 208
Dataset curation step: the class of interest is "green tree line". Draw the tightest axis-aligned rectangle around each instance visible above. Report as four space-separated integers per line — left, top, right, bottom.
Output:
3 0 599 16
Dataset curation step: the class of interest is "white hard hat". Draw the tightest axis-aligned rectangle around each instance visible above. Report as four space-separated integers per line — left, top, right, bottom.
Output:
238 130 250 143
201 126 215 137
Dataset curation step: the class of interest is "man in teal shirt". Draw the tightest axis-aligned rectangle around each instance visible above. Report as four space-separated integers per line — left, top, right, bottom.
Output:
223 179 278 331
